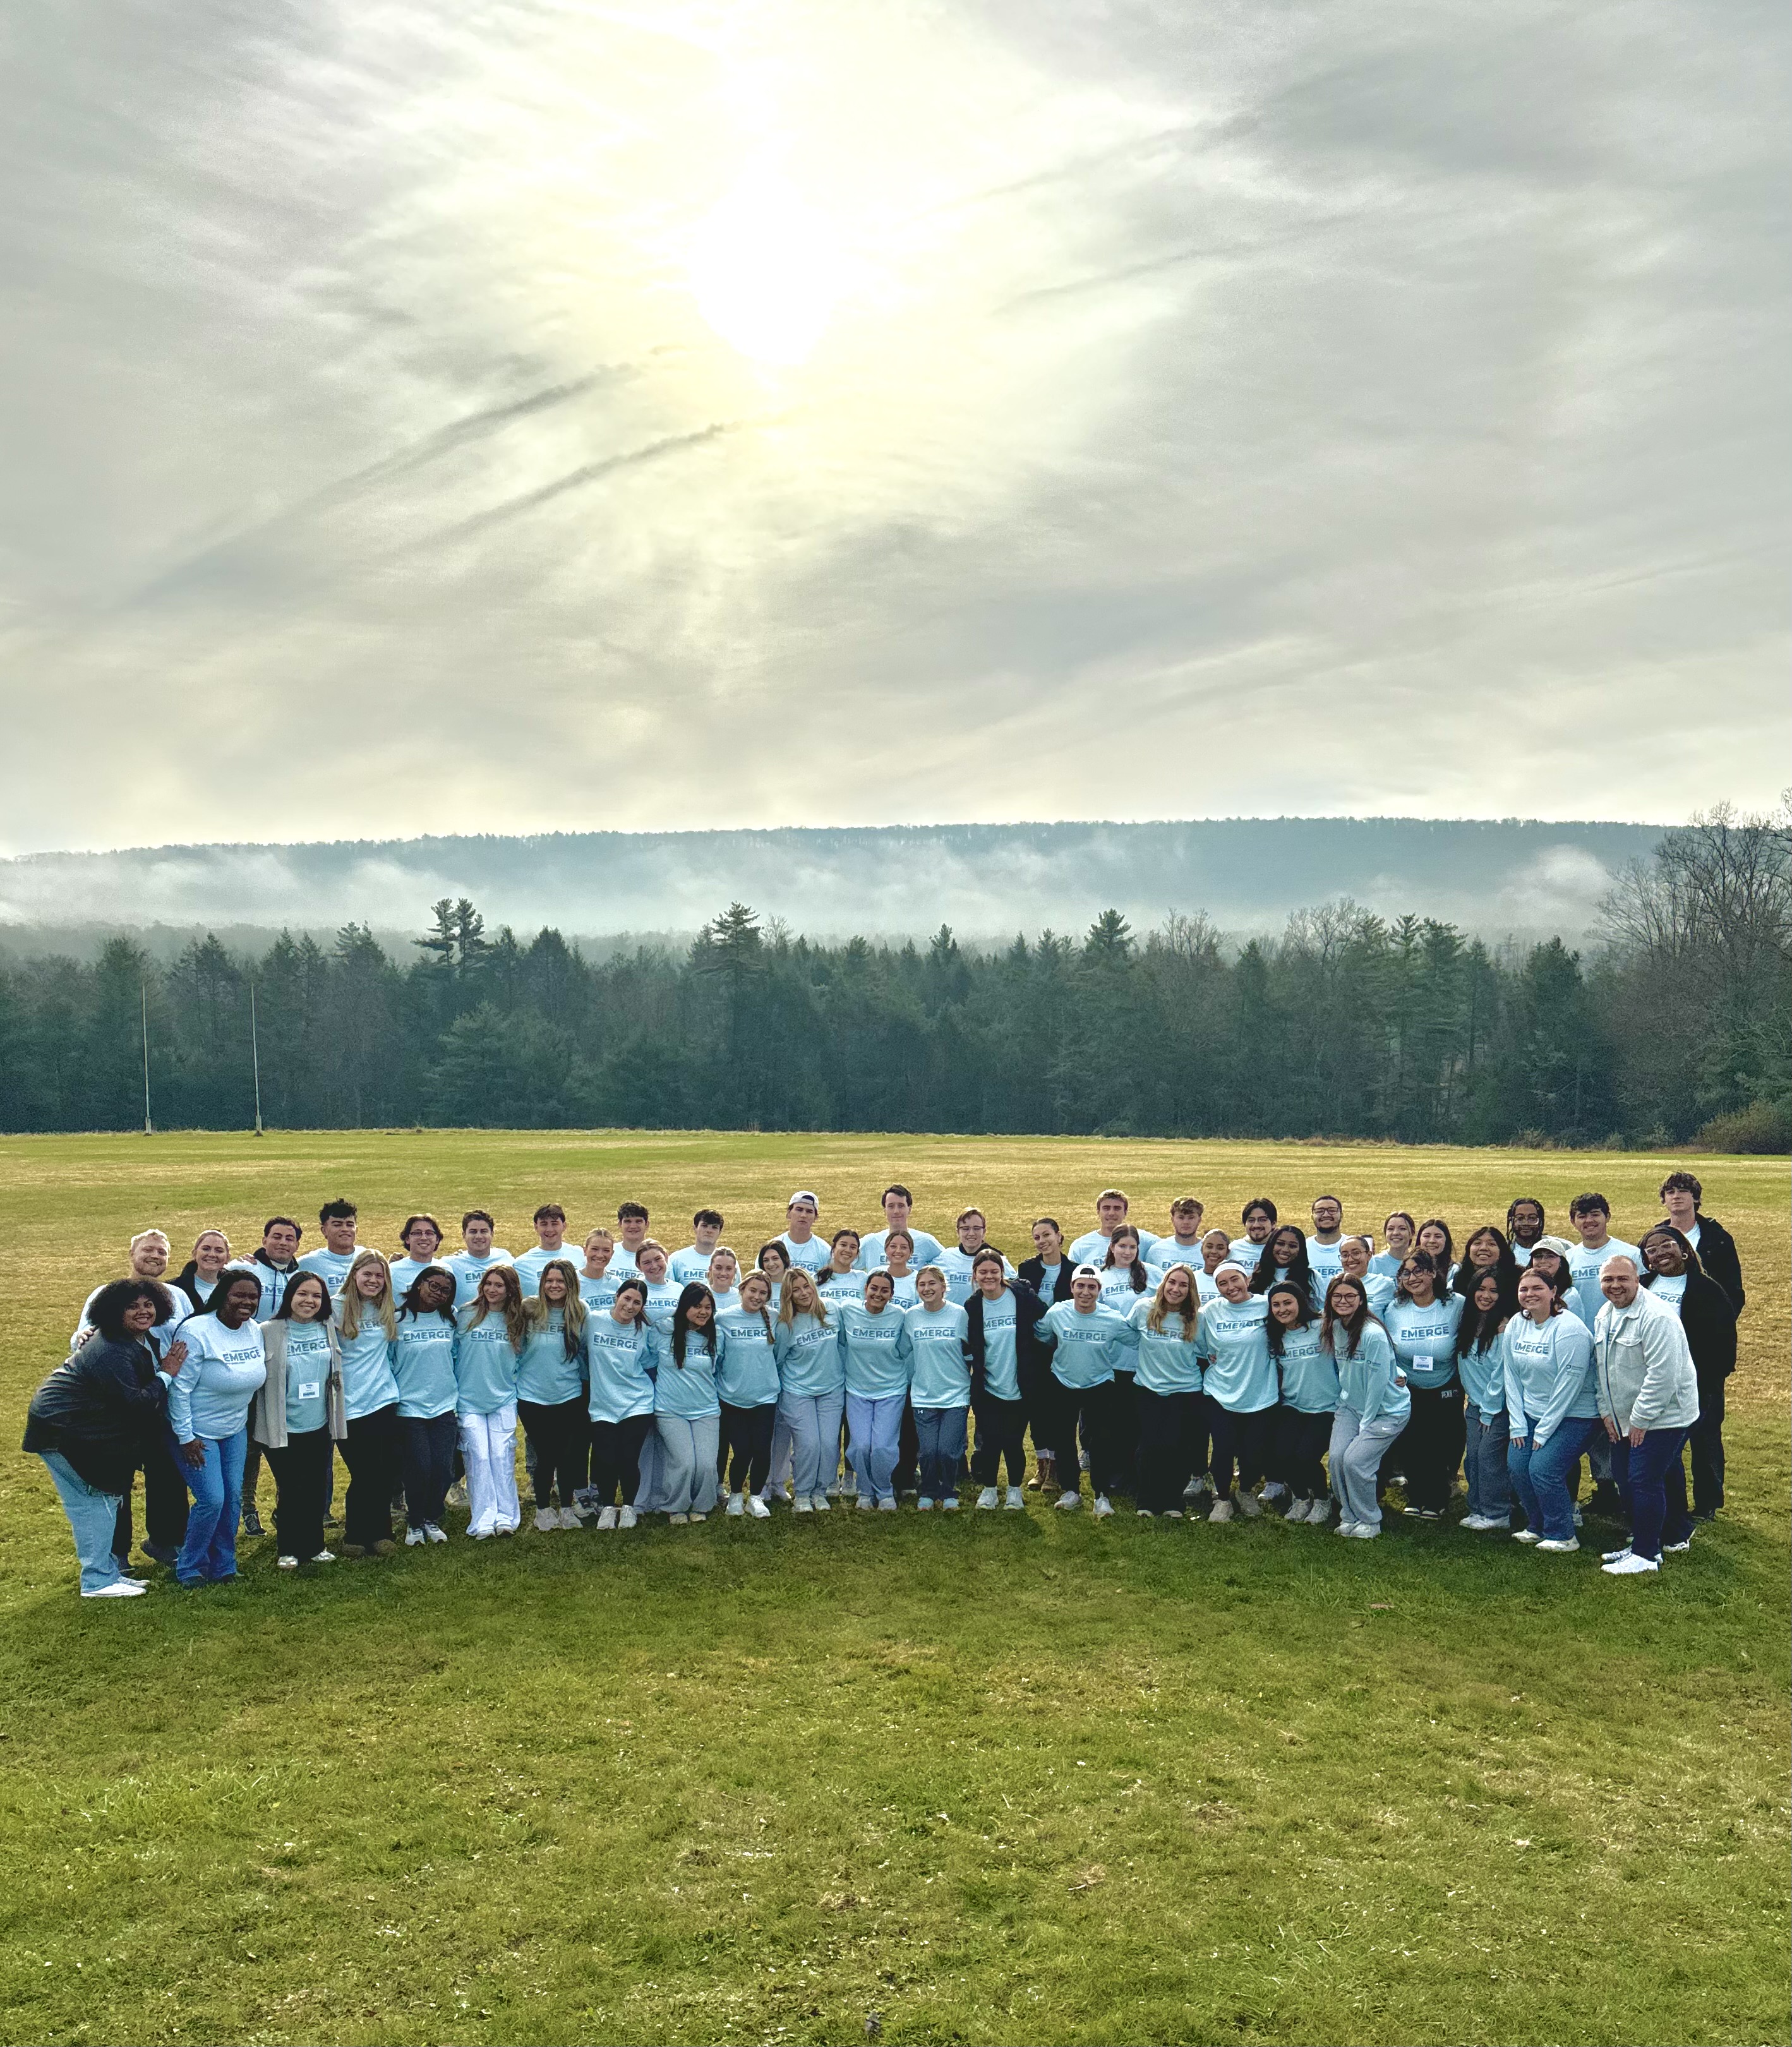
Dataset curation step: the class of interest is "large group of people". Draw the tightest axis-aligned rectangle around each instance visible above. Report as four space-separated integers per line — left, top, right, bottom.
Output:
24 1171 1746 1598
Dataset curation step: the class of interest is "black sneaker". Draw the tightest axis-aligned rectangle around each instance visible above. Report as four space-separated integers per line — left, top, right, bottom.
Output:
240 1506 265 1537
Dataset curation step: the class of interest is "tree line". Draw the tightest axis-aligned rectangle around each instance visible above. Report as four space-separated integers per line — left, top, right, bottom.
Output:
2 808 1786 1150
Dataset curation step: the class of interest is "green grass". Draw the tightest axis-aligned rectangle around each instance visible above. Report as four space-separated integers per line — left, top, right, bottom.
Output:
1 1131 1786 2046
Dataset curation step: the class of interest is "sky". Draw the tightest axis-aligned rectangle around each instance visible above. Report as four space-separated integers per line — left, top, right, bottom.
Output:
1 0 1786 858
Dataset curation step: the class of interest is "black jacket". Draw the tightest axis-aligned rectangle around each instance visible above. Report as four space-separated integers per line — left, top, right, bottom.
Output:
964 1281 1052 1402
1016 1256 1076 1306
1690 1214 1745 1315
1645 1268 1738 1382
23 1337 169 1494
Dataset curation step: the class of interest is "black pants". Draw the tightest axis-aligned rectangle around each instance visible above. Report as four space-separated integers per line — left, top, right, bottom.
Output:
242 1439 265 1513
1136 1388 1206 1511
591 1414 653 1506
517 1396 588 1507
970 1393 1027 1487
1395 1384 1465 1512
112 1436 191 1559
1689 1372 1726 1515
1205 1397 1275 1496
1109 1369 1140 1494
340 1403 402 1548
1051 1377 1120 1496
1273 1406 1333 1500
719 1402 776 1494
400 1412 458 1528
263 1427 334 1559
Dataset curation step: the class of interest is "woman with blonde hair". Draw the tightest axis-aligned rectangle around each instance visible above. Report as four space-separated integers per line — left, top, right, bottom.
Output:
516 1259 589 1530
716 1270 781 1517
457 1264 527 1538
771 1267 841 1513
334 1250 402 1556
1131 1263 1206 1516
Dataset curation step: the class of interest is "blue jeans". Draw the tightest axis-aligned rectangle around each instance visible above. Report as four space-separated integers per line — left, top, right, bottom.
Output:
173 1427 248 1583
1463 1402 1512 1519
1611 1425 1692 1559
1509 1417 1599 1542
846 1393 905 1503
776 1390 846 1499
40 1450 126 1593
914 1406 968 1502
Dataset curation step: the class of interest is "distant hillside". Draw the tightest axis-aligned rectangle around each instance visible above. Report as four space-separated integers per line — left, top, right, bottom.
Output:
0 817 1669 945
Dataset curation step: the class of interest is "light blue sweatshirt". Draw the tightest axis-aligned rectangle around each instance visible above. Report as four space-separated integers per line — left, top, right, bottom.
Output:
445 1249 515 1310
1368 1249 1403 1280
229 1258 301 1323
1503 1311 1596 1446
775 1312 844 1398
1127 1295 1204 1395
904 1300 971 1408
512 1244 577 1297
333 1303 401 1419
454 1306 521 1415
277 1320 333 1434
656 1330 722 1419
836 1299 911 1400
857 1227 945 1271
516 1308 586 1406
1195 1297 1278 1412
1272 1321 1338 1414
640 1281 684 1340
778 1232 834 1273
1332 1323 1408 1426
1456 1332 1506 1417
577 1268 620 1314
934 1247 1014 1306
667 1244 719 1287
1038 1300 1138 1390
1097 1266 1153 1322
296 1246 364 1298
974 1290 1021 1402
1071 1227 1159 1266
1145 1237 1209 1272
817 1267 867 1311
391 1312 459 1419
585 1315 661 1423
388 1256 442 1302
1382 1295 1465 1391
714 1302 781 1407
167 1316 267 1441
1227 1237 1268 1273
1306 1237 1347 1294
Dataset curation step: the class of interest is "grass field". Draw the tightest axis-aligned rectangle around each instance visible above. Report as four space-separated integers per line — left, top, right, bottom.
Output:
1 1130 1786 2047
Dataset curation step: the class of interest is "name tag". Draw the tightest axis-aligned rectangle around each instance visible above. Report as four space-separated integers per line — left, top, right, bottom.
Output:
297 1381 321 1400
1412 1352 1434 1369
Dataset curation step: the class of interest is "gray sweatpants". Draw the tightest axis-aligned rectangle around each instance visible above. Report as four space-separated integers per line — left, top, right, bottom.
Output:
1329 1405 1405 1529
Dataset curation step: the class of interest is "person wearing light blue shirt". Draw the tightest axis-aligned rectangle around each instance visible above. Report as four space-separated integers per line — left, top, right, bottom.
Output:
390 1266 459 1543
1069 1188 1160 1270
576 1230 622 1316
1504 1266 1599 1551
769 1268 843 1513
817 1234 867 1312
165 1271 267 1585
512 1204 575 1298
455 1266 524 1539
1336 1238 1395 1319
1454 1269 1513 1532
1265 1280 1337 1525
444 1210 515 1310
1196 1266 1278 1520
656 1287 723 1522
332 1252 404 1556
1369 1213 1415 1282
388 1211 447 1305
1143 1198 1208 1273
515 1261 589 1530
778 1192 834 1273
586 1278 661 1528
905 1270 971 1510
1037 1268 1138 1515
1381 1255 1465 1519
296 1196 366 1300
856 1184 944 1273
1227 1198 1278 1276
837 1273 910 1510
1325 1275 1409 1537
717 1273 781 1517
934 1211 1016 1307
1129 1268 1206 1516
668 1210 726 1288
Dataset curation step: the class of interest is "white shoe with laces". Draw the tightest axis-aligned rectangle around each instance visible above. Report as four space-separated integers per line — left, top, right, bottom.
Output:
749 1496 772 1519
404 1528 425 1547
877 1497 897 1513
668 1512 689 1525
280 1552 302 1567
83 1580 147 1598
617 1506 637 1529
857 1495 874 1512
810 1493 831 1512
1512 1529 1541 1545
1349 1523 1380 1539
1601 1544 1633 1564
1603 1551 1659 1575
726 1493 745 1517
1536 1537 1579 1554
794 1498 814 1514
310 1549 337 1563
1004 1487 1025 1510
976 1487 999 1510
424 1524 447 1544
1091 1495 1114 1518
1334 1520 1359 1537
1235 1491 1263 1520
1055 1492 1081 1513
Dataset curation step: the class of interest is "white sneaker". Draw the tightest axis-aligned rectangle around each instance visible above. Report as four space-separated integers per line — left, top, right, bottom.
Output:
1663 1536 1692 1554
857 1495 874 1512
534 1508 557 1533
1602 1544 1633 1564
1511 1529 1541 1545
749 1496 772 1520
83 1580 147 1598
1536 1537 1580 1554
1603 1551 1660 1575
1349 1523 1380 1540
1055 1492 1081 1513
1209 1499 1234 1523
1236 1491 1263 1519
689 1511 706 1522
1162 1508 1183 1520
564 1499 591 1523
726 1493 745 1517
404 1528 425 1547
811 1492 831 1512
310 1549 336 1563
1306 1499 1333 1527
668 1512 689 1525
916 1497 934 1513
617 1506 637 1529
1004 1487 1025 1510
596 1506 618 1531
1136 1508 1155 1518
279 1552 301 1568
1284 1496 1311 1521
1261 1482 1289 1505
1335 1520 1359 1537
942 1496 960 1511
424 1525 448 1544
976 1487 999 1510
1091 1495 1114 1518
794 1498 815 1514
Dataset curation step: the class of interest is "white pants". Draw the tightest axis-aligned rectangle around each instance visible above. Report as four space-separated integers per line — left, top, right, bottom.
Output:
460 1403 520 1535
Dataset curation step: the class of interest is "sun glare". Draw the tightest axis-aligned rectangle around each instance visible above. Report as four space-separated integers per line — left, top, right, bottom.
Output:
687 176 844 366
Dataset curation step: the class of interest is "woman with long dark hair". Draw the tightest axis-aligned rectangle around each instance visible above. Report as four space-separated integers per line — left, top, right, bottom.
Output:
1323 1275 1406 1539
657 1283 723 1523
253 1270 344 1569
1265 1280 1335 1525
516 1259 589 1530
1453 1226 1520 1307
1248 1225 1318 1310
1381 1251 1464 1520
393 1266 459 1545
1455 1268 1512 1531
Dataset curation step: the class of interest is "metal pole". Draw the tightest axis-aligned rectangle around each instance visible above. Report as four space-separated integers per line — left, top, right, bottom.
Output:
140 980 153 1136
249 976 265 1136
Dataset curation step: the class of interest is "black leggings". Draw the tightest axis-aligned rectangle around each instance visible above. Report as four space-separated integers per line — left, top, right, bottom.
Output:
517 1396 589 1506
719 1402 776 1494
1050 1378 1121 1497
1205 1398 1275 1496
112 1437 191 1559
1395 1384 1466 1511
590 1414 653 1507
1273 1406 1333 1500
263 1427 334 1559
971 1393 1026 1486
340 1404 402 1548
1136 1387 1206 1511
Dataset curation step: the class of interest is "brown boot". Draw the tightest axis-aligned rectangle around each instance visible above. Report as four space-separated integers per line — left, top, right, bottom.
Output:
1030 1453 1058 1493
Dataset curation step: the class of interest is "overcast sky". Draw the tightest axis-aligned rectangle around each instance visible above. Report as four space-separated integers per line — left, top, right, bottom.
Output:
2 0 1785 857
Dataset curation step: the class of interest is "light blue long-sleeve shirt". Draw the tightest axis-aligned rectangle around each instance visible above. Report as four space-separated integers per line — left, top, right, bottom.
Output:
1144 1237 1209 1273
296 1246 365 1298
1038 1300 1138 1390
1565 1236 1642 1328
775 1312 845 1397
974 1290 1021 1402
1273 1322 1338 1414
656 1331 722 1419
1070 1227 1160 1266
516 1309 586 1406
904 1300 971 1408
388 1256 442 1302
1382 1295 1465 1390
454 1306 521 1415
817 1268 867 1312
391 1313 459 1419
1127 1295 1203 1395
334 1304 400 1419
1332 1323 1408 1426
512 1245 578 1297
934 1247 1015 1306
167 1316 267 1441
1196 1297 1278 1412
576 1268 620 1314
857 1227 945 1272
1096 1266 1154 1321
586 1316 661 1423
836 1299 911 1399
444 1248 515 1310
1456 1334 1506 1416
714 1303 781 1407
1227 1237 1268 1273
1503 1311 1596 1446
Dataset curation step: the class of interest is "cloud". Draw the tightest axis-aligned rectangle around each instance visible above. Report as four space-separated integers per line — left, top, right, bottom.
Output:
0 0 1784 857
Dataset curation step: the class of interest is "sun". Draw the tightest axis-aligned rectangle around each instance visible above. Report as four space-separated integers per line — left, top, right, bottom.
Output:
687 176 844 366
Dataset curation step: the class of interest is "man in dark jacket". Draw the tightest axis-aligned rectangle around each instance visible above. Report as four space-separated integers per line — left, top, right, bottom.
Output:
1657 1172 1746 1314
1017 1221 1076 1489
1641 1225 1737 1520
